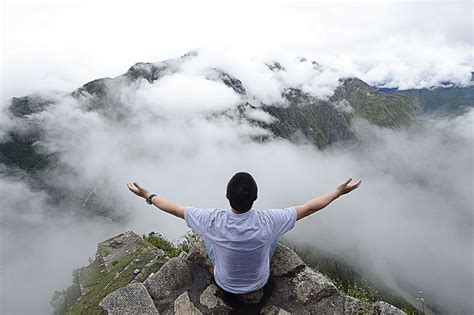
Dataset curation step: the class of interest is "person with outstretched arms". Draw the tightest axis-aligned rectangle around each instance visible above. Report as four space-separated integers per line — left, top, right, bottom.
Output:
127 172 361 295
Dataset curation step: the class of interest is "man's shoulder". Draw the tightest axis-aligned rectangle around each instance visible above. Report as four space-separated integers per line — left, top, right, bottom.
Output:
257 207 297 222
184 206 226 217
258 207 296 215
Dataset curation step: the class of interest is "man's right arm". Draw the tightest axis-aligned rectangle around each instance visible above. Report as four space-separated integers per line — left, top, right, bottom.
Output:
294 178 361 221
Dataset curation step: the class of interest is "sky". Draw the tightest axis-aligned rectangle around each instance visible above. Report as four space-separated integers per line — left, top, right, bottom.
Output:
0 0 473 314
1 0 473 100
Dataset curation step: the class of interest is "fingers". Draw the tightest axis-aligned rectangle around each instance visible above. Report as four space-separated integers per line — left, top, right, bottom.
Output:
342 177 352 186
349 180 362 190
133 182 142 190
127 182 138 192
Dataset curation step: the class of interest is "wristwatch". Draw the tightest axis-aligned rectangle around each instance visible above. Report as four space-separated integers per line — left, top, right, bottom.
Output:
146 194 157 205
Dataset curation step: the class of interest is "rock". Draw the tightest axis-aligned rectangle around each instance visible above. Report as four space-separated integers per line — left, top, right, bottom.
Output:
60 230 408 314
270 243 305 277
344 294 370 314
97 231 146 271
235 288 264 304
144 257 192 304
260 305 291 314
371 301 406 315
292 267 337 304
199 284 231 312
156 249 165 258
186 239 212 269
271 265 338 306
174 291 202 315
178 251 188 259
99 282 158 315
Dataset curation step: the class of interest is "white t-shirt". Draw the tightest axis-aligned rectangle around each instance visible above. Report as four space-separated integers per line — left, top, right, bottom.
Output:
184 206 297 294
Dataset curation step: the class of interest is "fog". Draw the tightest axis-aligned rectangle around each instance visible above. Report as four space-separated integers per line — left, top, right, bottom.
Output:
0 49 472 314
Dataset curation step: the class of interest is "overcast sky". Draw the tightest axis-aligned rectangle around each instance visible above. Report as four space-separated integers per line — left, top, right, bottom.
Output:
1 0 473 101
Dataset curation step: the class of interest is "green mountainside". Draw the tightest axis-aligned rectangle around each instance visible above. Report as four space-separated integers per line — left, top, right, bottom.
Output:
379 85 474 116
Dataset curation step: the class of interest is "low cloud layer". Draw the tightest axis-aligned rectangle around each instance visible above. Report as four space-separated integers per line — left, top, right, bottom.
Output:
0 53 473 314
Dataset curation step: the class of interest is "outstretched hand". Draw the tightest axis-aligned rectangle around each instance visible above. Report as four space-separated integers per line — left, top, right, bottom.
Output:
127 181 150 199
336 178 362 196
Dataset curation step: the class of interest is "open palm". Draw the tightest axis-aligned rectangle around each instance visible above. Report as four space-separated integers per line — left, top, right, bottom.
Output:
337 178 361 195
127 182 150 198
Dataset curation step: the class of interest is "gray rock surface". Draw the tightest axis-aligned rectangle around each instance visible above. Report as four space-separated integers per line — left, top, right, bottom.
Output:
270 243 305 276
98 230 147 271
99 282 158 315
92 234 407 315
186 239 213 270
371 301 407 314
144 257 192 304
199 284 231 312
292 266 338 304
174 291 202 315
343 294 371 314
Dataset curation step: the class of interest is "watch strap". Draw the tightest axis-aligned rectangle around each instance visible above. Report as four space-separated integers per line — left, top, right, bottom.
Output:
146 194 157 205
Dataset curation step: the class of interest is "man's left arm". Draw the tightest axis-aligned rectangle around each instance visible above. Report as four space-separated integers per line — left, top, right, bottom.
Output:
127 182 185 218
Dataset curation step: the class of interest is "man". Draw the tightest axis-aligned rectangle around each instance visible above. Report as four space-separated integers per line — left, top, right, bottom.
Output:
127 172 361 295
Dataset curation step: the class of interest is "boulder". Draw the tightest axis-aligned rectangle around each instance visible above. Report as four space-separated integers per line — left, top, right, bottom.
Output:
174 291 202 315
199 284 231 313
292 266 338 304
371 301 407 315
99 282 158 314
144 257 192 304
343 294 371 314
97 230 147 271
156 249 165 258
270 243 305 277
186 239 212 270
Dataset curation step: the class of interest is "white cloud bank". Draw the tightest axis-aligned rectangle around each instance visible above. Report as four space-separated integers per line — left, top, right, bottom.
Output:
1 0 473 100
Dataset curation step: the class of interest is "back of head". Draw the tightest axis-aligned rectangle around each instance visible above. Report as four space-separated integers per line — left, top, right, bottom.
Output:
226 172 258 213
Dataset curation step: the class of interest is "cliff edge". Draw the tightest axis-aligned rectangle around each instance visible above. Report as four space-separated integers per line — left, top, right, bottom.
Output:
56 231 406 314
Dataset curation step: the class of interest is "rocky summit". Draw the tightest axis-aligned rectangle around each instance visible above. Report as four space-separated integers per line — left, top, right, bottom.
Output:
58 231 406 314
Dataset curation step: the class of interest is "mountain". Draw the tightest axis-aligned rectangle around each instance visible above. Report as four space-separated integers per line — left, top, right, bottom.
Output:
0 52 424 220
378 85 474 116
1 53 420 173
51 231 412 314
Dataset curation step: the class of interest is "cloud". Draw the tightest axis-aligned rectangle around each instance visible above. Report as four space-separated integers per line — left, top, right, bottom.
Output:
2 0 473 100
136 73 241 115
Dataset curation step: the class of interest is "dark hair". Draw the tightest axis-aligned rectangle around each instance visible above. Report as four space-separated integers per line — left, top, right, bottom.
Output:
226 172 258 213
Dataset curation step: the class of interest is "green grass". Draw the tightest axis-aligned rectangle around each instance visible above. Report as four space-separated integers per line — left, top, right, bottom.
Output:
98 244 109 258
143 232 186 257
67 248 159 314
360 96 414 127
58 231 196 314
77 258 102 291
